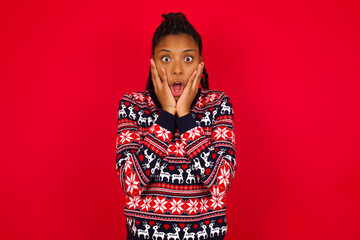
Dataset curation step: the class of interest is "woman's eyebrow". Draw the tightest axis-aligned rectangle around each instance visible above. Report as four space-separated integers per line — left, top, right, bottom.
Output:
158 49 196 53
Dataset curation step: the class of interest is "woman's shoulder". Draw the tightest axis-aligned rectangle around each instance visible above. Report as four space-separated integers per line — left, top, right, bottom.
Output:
120 90 151 103
122 90 150 100
200 89 232 105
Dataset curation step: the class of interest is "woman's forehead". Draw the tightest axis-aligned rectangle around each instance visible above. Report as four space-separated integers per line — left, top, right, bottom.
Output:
155 34 198 52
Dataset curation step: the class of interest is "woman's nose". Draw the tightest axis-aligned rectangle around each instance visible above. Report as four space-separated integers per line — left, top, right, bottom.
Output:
172 61 183 75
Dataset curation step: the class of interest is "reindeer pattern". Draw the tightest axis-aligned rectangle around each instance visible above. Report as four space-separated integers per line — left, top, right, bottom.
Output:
125 218 227 240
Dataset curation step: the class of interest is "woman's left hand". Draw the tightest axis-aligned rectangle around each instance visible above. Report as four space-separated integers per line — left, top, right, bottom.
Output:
176 62 204 117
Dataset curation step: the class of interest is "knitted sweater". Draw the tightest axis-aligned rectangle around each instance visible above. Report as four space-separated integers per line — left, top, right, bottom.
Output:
116 88 236 240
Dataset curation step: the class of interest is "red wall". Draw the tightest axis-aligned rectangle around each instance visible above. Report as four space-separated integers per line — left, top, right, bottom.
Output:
1 0 359 239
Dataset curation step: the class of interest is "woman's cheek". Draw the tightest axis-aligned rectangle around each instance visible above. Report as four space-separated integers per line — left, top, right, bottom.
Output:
156 66 164 79
158 65 169 78
164 66 170 78
188 66 198 77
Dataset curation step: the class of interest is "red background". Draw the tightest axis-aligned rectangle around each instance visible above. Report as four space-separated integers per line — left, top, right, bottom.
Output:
1 0 359 239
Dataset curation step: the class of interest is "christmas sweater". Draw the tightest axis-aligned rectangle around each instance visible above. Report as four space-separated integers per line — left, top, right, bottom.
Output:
116 88 236 240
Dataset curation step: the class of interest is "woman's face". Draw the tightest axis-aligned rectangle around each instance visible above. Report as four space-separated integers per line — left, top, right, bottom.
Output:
153 33 202 101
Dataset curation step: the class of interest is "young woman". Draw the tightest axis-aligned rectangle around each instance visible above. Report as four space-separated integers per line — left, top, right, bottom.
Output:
116 12 236 240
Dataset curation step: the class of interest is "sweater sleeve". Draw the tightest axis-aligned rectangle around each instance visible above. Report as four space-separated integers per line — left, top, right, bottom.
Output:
176 93 236 197
116 92 175 197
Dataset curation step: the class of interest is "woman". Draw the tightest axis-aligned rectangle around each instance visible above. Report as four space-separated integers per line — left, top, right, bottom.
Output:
116 12 236 240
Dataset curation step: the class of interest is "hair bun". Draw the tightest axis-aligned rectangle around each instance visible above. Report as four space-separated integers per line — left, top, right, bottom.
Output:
161 13 169 20
161 12 187 21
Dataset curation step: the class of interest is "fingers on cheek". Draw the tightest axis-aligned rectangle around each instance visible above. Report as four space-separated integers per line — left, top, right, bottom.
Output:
194 71 199 83
162 68 166 80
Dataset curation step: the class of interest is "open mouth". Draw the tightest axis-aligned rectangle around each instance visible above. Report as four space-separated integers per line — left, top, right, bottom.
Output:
170 81 184 97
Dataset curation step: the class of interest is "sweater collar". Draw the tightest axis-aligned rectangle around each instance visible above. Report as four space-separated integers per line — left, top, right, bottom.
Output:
149 88 202 110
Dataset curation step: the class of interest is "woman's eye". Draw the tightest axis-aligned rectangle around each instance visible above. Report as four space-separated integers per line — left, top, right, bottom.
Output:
161 56 170 62
185 56 193 62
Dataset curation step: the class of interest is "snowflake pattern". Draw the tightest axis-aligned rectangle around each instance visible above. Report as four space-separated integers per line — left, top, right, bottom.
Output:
140 196 153 211
185 199 199 215
205 93 218 104
146 96 155 107
124 159 133 173
169 198 185 214
199 197 210 213
125 171 139 194
229 130 236 144
213 126 230 140
196 96 205 108
126 196 141 210
132 92 145 101
132 132 140 142
123 196 218 215
152 196 169 214
217 165 231 188
118 130 134 144
209 186 226 210
168 141 186 157
155 127 171 142
210 186 226 198
149 124 157 134
187 127 202 141
210 195 225 210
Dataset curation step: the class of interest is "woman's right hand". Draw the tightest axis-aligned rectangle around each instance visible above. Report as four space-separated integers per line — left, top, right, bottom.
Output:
150 59 176 115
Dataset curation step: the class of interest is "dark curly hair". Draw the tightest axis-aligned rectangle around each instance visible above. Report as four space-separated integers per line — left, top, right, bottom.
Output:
145 12 209 90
